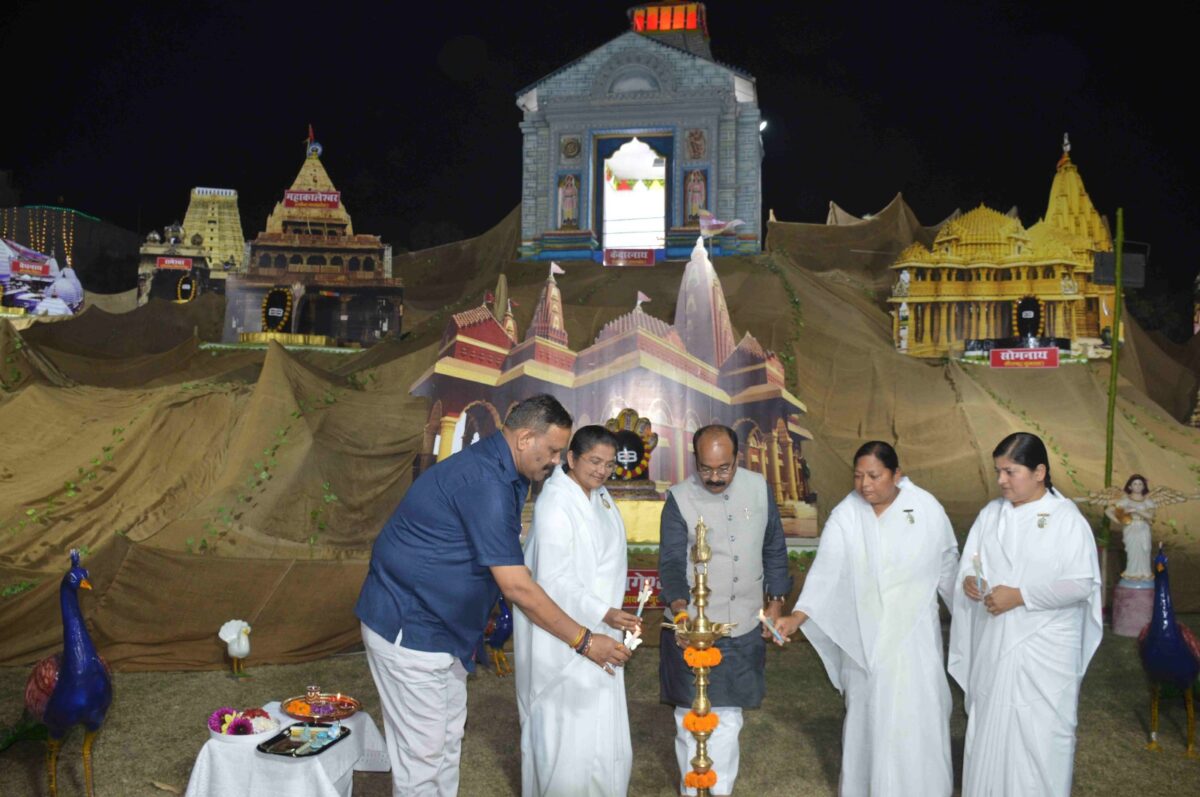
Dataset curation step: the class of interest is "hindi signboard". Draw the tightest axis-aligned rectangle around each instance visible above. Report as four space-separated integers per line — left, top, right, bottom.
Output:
989 347 1060 368
604 248 655 267
11 260 51 277
284 190 340 208
156 256 193 271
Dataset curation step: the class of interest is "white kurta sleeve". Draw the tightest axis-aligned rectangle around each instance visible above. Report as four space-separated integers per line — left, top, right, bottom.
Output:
934 506 960 611
528 503 611 629
1021 578 1094 611
938 543 960 611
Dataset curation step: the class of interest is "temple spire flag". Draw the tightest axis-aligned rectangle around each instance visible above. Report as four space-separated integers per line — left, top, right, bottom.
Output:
697 209 745 239
502 299 519 342
636 290 652 309
526 262 569 346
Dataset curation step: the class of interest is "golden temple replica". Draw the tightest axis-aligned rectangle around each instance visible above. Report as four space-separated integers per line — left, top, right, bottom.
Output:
889 136 1117 358
137 187 245 304
223 135 403 347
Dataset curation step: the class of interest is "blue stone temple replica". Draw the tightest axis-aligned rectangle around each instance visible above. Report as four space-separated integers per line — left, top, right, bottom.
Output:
516 2 764 263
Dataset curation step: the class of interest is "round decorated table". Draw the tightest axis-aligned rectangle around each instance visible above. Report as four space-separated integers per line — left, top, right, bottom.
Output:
184 701 389 797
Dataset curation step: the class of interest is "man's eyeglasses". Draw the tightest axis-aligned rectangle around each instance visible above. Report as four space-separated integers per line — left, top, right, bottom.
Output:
697 464 733 478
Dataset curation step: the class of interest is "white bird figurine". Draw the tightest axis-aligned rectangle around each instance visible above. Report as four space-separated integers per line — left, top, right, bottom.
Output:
218 620 251 678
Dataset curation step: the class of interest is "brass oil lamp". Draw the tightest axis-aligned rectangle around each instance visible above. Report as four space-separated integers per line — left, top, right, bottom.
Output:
663 516 734 797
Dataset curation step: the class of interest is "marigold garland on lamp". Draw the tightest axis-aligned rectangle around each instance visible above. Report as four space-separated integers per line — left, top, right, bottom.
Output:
662 515 734 797
682 710 720 733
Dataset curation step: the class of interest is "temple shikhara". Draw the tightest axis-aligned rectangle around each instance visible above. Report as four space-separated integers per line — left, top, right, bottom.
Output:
223 136 403 347
411 237 816 539
517 1 763 263
137 187 245 304
889 136 1117 358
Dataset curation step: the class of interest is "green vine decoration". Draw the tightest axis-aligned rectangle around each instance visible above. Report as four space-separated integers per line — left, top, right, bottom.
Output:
1 580 37 598
760 254 804 395
958 367 1087 495
188 387 349 554
7 412 145 537
307 481 340 555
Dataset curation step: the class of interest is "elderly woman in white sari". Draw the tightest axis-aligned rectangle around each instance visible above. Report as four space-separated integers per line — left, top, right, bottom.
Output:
775 441 959 796
514 425 642 797
949 432 1102 797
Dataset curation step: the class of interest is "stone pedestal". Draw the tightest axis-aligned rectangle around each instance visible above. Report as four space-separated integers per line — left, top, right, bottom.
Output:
1112 581 1154 637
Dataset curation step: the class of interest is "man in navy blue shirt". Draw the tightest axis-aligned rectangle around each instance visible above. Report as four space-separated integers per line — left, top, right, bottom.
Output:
356 394 630 796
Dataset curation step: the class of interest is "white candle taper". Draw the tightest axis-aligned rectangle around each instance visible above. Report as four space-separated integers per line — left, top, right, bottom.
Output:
634 577 653 619
758 608 787 645
972 553 984 595
624 577 653 651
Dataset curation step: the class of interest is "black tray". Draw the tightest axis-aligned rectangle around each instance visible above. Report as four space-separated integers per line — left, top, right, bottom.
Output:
256 722 351 758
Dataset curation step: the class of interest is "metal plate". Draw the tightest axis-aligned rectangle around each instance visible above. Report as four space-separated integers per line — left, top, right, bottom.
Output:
280 692 360 721
255 723 351 758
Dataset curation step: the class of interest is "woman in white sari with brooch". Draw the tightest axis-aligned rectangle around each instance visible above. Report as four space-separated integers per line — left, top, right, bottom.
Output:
949 432 1102 797
514 425 642 797
775 441 960 796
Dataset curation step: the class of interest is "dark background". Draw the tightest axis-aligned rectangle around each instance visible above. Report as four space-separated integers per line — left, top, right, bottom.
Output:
1 1 1194 336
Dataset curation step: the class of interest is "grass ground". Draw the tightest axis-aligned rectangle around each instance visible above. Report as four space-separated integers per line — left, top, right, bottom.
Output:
2 617 1198 796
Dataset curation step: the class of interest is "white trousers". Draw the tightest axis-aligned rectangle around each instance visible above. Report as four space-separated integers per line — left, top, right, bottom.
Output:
362 623 469 797
674 706 744 796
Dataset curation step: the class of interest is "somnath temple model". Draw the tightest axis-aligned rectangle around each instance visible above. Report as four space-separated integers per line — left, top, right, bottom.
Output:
889 136 1118 358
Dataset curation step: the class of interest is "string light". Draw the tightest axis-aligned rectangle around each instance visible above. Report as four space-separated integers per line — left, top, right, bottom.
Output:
62 211 75 266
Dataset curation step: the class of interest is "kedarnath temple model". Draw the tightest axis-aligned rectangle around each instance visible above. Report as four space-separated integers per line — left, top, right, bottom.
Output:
889 136 1117 358
411 237 816 538
222 137 403 347
517 1 763 263
137 187 245 304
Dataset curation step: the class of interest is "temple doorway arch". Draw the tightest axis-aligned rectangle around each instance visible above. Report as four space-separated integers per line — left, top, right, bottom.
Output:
595 135 672 253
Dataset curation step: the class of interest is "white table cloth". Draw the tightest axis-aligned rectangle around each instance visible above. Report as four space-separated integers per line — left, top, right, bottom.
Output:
184 701 390 797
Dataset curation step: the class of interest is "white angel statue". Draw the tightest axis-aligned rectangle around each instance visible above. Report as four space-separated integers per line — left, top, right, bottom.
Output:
1075 475 1196 580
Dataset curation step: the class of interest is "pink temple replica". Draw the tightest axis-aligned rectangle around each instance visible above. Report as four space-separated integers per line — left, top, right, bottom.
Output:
409 236 817 541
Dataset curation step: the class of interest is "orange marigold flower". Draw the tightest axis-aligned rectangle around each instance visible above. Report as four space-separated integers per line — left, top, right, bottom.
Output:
682 710 720 733
685 770 718 788
683 646 723 668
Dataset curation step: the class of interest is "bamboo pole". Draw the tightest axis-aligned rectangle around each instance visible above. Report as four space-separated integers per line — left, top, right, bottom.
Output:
1101 208 1125 600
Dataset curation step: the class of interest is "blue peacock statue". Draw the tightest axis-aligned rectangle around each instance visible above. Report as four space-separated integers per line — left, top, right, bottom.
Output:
1138 543 1200 757
23 549 113 797
480 596 514 676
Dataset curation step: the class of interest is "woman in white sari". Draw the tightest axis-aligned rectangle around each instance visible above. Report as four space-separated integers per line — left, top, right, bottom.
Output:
949 432 1102 797
775 441 959 796
514 425 642 797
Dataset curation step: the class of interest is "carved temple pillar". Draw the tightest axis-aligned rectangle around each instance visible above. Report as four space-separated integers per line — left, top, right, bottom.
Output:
781 434 799 501
767 432 784 504
675 425 687 485
436 414 460 462
939 303 949 352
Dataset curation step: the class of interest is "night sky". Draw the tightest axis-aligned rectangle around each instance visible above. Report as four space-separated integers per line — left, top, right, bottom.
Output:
2 2 1195 297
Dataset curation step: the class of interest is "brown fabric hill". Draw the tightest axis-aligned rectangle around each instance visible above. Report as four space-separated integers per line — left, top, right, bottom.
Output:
2 208 1199 671
766 193 943 287
19 294 225 358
